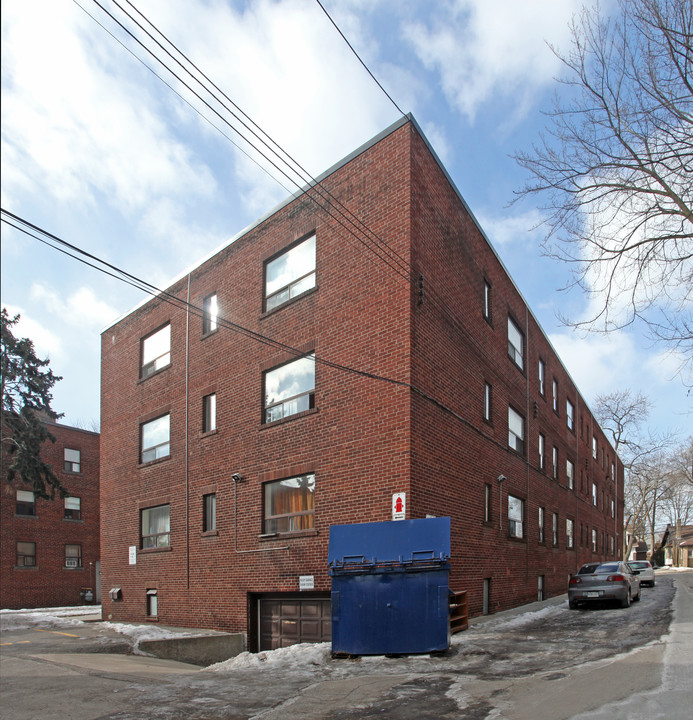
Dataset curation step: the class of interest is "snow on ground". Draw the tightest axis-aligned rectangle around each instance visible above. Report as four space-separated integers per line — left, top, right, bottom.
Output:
0 605 99 631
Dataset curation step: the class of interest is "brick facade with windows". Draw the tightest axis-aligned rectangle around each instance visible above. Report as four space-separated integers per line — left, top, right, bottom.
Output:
1 421 100 609
100 116 623 647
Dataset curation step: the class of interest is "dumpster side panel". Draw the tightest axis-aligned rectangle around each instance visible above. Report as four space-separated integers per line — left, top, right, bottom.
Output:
331 569 450 655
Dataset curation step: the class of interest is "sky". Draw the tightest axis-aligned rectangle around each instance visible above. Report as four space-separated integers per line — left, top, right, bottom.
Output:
1 0 690 439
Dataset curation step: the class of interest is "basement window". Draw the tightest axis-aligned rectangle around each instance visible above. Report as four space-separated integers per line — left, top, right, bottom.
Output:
146 589 158 617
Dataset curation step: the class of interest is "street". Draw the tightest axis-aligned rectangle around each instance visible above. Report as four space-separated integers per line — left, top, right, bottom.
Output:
1 569 691 720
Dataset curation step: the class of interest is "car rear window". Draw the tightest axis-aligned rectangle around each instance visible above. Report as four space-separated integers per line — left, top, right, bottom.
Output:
629 562 649 569
578 564 601 574
594 563 621 573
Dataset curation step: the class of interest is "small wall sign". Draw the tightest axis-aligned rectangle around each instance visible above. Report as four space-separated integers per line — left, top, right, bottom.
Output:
128 546 137 565
299 575 315 591
392 492 406 521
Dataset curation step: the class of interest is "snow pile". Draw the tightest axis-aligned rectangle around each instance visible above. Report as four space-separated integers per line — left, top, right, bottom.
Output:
100 621 208 649
0 605 100 631
206 642 332 673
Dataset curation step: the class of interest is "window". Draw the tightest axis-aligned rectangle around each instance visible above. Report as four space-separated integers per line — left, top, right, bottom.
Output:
592 528 597 553
593 435 598 460
611 461 615 480
64 448 81 473
538 433 546 470
611 499 615 518
483 280 492 322
508 495 524 539
592 482 598 506
508 407 525 455
263 474 315 534
538 359 545 396
202 393 217 433
203 493 216 532
483 382 492 422
65 544 82 568
264 354 315 423
16 542 36 567
64 496 81 520
141 414 170 463
141 505 170 549
566 459 575 490
141 324 171 378
566 399 575 432
566 519 574 549
16 490 35 516
552 446 559 480
202 293 218 334
538 507 545 543
507 317 524 369
265 234 316 311
552 379 558 413
538 575 545 601
484 483 492 522
146 589 158 617
552 513 558 545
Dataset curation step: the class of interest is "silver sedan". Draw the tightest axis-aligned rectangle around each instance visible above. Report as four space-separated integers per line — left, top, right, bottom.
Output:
568 561 641 609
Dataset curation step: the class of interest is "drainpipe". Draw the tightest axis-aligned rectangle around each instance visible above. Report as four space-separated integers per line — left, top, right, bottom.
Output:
185 274 191 589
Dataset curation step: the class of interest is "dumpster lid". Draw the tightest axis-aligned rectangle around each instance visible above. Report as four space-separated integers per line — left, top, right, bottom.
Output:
328 517 450 566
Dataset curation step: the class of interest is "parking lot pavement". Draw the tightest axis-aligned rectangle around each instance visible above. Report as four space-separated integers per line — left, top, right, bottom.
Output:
1 569 690 720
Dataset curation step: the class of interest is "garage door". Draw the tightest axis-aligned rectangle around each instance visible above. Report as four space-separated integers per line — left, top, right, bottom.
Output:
259 596 331 651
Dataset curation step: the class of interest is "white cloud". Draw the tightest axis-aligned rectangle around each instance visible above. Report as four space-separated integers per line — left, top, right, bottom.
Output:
476 208 545 248
1 0 215 214
3 303 63 362
403 0 588 124
30 284 120 333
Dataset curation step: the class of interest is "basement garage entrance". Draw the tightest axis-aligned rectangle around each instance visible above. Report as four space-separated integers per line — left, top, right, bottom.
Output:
256 593 331 651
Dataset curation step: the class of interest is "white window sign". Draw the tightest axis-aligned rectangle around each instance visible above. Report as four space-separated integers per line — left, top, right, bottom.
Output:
128 546 137 565
392 492 406 521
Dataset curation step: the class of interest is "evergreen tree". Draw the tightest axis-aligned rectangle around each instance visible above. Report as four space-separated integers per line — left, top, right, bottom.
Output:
1 308 66 498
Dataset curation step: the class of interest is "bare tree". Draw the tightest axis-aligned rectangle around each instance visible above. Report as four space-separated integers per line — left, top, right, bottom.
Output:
514 0 693 381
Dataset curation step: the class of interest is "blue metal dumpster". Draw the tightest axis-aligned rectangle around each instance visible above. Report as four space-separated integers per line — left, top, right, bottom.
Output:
328 517 451 655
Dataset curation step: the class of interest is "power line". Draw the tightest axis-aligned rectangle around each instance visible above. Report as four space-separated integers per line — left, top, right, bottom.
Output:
1 208 502 450
314 0 406 117
84 0 414 286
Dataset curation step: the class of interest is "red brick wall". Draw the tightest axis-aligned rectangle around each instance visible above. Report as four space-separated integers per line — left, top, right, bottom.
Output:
1 423 100 609
99 118 623 634
407 125 623 612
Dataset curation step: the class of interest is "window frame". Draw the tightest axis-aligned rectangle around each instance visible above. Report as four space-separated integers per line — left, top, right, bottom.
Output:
140 504 171 549
264 234 316 312
508 406 525 455
507 316 524 370
538 359 546 396
140 323 171 379
64 448 81 473
552 446 559 480
508 495 524 539
202 393 217 433
64 496 81 520
16 490 35 517
552 379 559 414
16 541 36 567
146 589 158 617
484 483 492 523
65 544 82 568
202 293 218 335
538 506 545 543
566 518 575 549
263 353 315 424
483 279 492 323
140 414 171 464
263 473 315 535
203 493 216 533
552 512 558 546
566 458 575 490
538 433 546 471
566 398 575 432
483 382 492 422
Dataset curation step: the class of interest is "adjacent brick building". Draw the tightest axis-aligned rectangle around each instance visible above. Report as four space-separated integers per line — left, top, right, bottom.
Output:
100 116 623 649
1 420 100 609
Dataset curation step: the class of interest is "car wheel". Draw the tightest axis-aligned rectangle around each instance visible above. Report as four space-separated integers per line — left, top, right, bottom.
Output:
569 600 578 610
620 591 631 608
633 589 641 601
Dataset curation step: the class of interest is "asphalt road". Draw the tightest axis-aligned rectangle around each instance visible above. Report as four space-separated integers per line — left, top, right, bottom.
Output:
1 569 691 720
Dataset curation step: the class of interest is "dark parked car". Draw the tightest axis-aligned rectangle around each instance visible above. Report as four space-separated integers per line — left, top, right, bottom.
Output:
568 561 641 609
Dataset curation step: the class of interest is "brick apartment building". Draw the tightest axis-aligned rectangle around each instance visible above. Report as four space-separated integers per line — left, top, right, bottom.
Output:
1 420 100 609
100 116 623 650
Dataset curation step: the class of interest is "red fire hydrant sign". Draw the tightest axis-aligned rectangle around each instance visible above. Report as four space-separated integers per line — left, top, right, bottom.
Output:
392 492 406 521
